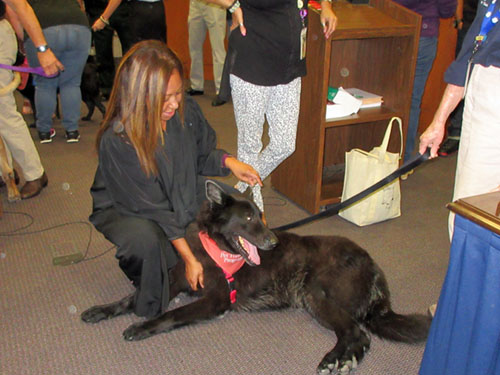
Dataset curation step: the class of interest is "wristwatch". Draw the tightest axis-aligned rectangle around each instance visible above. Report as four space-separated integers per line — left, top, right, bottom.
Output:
36 45 50 53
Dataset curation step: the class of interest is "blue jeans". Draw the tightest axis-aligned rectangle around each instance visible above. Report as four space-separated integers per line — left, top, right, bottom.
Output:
25 25 91 133
404 36 438 162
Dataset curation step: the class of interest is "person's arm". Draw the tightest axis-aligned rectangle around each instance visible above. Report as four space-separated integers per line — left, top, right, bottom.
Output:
454 0 464 29
76 0 85 12
205 0 246 35
5 4 24 41
171 238 204 291
419 83 464 158
3 0 64 75
92 0 122 31
320 0 337 39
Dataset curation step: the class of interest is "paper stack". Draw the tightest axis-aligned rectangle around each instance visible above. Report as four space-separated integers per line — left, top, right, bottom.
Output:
344 88 383 108
325 87 362 120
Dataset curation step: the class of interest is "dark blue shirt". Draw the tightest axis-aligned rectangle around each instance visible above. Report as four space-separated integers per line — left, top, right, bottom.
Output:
445 0 500 86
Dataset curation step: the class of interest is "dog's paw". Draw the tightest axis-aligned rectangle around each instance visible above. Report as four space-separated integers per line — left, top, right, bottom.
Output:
317 355 359 375
123 322 154 341
81 306 110 323
8 191 21 202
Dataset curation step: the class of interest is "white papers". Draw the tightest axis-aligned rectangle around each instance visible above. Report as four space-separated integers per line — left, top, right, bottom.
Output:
325 87 362 120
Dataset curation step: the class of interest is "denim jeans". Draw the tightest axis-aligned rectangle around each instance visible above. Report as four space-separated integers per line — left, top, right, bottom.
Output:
404 36 438 162
25 25 91 133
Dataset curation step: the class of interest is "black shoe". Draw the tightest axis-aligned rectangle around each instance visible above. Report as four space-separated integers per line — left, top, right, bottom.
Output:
65 130 80 143
39 129 55 144
186 88 204 96
211 96 227 107
438 137 459 157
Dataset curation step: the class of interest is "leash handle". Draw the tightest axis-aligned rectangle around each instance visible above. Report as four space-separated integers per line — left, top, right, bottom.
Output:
272 148 431 231
0 63 58 78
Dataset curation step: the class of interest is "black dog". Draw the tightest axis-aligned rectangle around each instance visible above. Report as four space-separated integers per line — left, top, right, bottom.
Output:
82 181 431 374
81 55 106 121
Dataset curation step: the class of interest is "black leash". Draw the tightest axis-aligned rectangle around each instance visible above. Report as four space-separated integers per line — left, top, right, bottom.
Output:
273 149 431 231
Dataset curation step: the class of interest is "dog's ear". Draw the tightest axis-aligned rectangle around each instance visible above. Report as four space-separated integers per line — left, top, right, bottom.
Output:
205 180 228 206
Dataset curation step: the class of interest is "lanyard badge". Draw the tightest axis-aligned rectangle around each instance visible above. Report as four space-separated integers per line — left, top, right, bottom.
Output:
473 0 500 54
299 0 308 59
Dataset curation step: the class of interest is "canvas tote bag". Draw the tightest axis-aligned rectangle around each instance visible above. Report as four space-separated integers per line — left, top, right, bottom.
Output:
339 116 403 226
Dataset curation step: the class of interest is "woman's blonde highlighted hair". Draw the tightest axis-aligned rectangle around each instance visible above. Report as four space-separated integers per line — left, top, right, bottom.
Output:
96 40 184 177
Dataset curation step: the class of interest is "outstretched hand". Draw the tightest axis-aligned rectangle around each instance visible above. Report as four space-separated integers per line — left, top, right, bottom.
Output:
225 156 262 188
320 5 337 39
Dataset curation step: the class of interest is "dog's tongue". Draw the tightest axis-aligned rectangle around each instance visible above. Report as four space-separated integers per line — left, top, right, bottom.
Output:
242 238 260 265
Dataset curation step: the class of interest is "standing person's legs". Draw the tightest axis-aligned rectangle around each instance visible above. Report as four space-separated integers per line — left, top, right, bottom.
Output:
0 94 44 182
188 0 207 92
129 1 167 44
230 74 268 210
56 25 91 135
257 77 301 179
403 36 437 162
0 67 44 183
230 75 301 211
205 4 227 94
91 18 116 98
25 25 91 136
110 3 134 54
25 35 59 137
449 65 500 238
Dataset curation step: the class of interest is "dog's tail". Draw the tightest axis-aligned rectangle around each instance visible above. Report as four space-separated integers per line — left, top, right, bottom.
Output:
365 307 432 343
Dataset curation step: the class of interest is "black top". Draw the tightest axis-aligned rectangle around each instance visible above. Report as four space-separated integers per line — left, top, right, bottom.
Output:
229 0 308 86
28 0 89 29
89 97 230 240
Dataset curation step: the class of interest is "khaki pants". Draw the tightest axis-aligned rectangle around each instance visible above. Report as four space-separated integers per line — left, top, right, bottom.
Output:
0 20 43 182
449 64 500 238
188 0 227 93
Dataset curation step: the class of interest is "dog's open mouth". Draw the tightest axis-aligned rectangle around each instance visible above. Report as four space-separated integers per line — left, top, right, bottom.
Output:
235 236 261 266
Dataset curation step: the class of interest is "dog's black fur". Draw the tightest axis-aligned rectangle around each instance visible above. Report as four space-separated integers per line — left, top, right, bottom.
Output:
82 181 431 374
80 55 106 121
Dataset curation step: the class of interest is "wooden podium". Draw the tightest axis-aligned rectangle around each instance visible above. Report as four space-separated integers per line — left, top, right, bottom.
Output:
271 0 421 214
420 191 500 375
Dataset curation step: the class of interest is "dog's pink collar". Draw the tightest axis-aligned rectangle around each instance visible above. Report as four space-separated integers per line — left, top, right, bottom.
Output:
198 231 244 303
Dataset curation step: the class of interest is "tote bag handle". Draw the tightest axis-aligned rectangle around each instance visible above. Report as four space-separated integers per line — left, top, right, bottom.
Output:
380 116 403 158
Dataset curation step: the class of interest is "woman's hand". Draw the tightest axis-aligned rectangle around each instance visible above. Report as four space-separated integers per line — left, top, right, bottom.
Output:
230 7 246 36
92 18 107 32
184 259 204 291
419 120 446 159
320 1 337 39
419 84 464 158
37 49 64 76
225 156 263 187
171 238 204 291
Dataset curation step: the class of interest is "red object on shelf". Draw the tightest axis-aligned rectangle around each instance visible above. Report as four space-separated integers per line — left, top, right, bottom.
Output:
309 0 321 10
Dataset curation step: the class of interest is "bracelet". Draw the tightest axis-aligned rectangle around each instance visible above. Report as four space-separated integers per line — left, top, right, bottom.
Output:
99 15 110 26
228 0 240 14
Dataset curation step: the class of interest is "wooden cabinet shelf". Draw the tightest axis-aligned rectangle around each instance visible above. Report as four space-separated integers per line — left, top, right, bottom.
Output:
271 0 420 214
